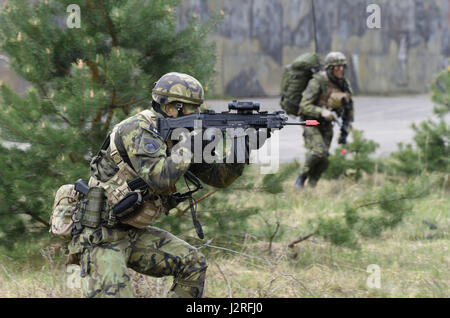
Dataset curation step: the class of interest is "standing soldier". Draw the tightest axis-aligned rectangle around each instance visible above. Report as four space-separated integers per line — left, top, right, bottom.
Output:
294 52 354 188
67 72 253 298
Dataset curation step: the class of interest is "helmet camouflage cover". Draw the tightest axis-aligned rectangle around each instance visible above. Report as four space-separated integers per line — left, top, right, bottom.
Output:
324 52 347 69
152 72 204 106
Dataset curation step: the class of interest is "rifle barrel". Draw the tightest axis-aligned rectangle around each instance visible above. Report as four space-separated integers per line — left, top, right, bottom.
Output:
284 120 319 126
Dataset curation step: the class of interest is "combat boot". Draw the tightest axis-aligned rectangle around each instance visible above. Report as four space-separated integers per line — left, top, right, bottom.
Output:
294 174 307 189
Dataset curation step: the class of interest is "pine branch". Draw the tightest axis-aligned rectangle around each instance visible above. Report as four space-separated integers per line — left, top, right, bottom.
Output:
103 107 115 132
45 98 73 125
68 153 77 163
53 60 71 77
86 59 101 83
22 210 50 228
96 0 118 47
0 118 50 146
85 0 102 28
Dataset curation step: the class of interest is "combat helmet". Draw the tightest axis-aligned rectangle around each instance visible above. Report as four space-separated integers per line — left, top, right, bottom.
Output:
324 52 347 69
152 72 204 107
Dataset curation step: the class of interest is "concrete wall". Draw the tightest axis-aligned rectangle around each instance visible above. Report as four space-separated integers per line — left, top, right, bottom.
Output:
176 0 450 97
1 0 448 97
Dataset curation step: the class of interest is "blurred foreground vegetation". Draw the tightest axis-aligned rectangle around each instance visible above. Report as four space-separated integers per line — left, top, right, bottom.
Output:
1 162 448 297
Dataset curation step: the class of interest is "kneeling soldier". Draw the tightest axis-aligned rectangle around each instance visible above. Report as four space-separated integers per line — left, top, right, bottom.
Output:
68 72 249 297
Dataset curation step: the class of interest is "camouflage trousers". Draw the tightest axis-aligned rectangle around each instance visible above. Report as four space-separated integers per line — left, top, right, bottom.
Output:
300 125 333 186
68 226 207 298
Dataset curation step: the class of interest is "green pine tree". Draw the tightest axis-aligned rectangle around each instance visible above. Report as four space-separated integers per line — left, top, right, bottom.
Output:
0 0 221 247
390 66 450 176
310 176 430 249
323 129 379 181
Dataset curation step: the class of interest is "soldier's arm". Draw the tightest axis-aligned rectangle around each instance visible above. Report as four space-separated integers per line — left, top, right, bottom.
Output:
299 77 323 118
121 126 192 194
188 163 245 189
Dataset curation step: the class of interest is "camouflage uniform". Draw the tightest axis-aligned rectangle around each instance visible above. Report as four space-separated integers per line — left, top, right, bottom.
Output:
68 73 244 298
296 52 354 187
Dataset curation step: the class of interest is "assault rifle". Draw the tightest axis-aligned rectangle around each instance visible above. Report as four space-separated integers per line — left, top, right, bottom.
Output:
336 98 353 145
157 100 319 142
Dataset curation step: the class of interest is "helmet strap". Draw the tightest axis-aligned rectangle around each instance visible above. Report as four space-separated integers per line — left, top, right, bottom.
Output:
151 100 168 118
175 102 185 117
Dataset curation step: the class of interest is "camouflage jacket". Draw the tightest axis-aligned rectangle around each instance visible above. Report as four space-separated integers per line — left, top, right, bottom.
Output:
300 71 354 123
91 109 245 196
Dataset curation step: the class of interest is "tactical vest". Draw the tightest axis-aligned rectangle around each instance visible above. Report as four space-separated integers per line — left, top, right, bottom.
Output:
316 71 350 110
88 110 167 228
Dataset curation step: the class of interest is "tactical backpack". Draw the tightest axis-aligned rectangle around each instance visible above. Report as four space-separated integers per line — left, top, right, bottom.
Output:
50 184 80 240
280 53 321 116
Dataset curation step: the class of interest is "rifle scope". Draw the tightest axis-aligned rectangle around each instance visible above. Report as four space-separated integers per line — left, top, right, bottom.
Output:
228 100 260 112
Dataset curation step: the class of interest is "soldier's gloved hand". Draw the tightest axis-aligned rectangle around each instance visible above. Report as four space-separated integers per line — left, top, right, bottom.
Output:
321 109 337 122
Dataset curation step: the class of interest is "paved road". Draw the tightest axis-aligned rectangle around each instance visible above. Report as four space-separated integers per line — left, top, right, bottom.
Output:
2 94 437 164
205 94 436 163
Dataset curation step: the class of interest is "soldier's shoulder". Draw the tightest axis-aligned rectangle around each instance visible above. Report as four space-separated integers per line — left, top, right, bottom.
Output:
117 111 166 156
313 71 327 82
137 109 160 134
117 110 159 135
304 71 326 93
116 113 141 135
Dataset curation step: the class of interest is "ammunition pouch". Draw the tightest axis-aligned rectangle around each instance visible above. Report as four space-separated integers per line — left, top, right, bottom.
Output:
328 91 349 110
72 186 106 234
113 192 143 221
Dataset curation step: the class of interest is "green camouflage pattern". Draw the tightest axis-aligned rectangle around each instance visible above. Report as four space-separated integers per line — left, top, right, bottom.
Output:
299 72 328 119
299 68 354 186
299 125 333 186
300 71 354 121
116 109 191 194
68 226 207 298
72 107 245 298
152 72 204 106
80 186 105 228
324 51 348 68
114 108 244 192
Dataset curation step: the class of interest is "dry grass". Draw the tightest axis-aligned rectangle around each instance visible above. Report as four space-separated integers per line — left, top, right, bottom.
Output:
0 170 448 298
